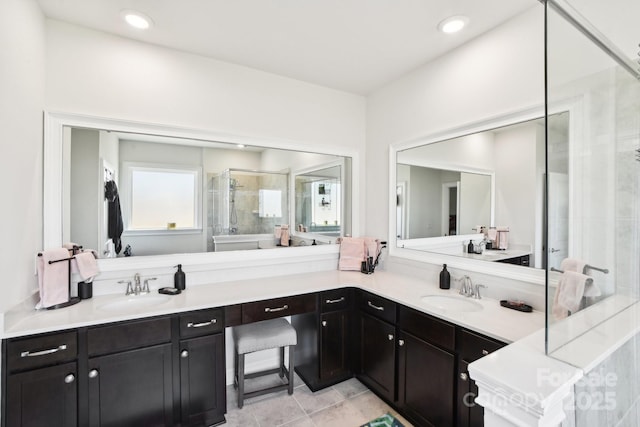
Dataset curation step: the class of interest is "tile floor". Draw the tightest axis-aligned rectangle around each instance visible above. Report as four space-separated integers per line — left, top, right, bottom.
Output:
224 374 413 427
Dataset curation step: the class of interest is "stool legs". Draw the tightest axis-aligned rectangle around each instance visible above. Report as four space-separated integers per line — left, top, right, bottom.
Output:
237 353 245 409
235 345 295 408
288 345 295 395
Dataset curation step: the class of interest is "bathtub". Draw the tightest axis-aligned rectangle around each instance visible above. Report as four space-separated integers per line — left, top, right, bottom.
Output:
212 234 277 251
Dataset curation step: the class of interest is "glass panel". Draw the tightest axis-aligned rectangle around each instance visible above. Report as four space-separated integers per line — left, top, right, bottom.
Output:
545 1 640 360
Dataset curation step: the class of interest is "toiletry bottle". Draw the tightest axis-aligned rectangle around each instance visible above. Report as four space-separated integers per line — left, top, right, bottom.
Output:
467 240 474 254
174 264 186 290
439 264 450 289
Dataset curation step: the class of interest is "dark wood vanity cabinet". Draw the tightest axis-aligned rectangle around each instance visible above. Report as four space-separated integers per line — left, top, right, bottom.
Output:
86 317 174 427
293 288 352 391
455 329 506 427
3 331 78 427
397 307 456 427
355 291 397 403
177 308 226 427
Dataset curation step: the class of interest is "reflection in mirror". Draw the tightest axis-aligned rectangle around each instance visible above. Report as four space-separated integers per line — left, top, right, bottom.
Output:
64 126 351 257
294 164 343 237
395 113 569 269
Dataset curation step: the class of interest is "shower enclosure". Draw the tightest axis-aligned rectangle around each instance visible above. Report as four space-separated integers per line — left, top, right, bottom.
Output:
209 169 289 251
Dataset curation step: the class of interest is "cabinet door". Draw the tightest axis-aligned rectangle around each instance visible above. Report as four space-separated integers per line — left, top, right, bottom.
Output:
87 344 173 427
179 333 226 427
357 312 396 402
6 362 78 427
398 332 455 427
457 359 483 427
319 310 349 381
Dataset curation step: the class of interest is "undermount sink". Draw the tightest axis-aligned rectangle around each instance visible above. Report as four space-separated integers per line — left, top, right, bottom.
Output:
420 295 483 313
98 294 172 312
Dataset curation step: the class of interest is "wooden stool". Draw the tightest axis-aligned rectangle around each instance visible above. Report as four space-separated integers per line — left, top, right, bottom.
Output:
232 318 297 408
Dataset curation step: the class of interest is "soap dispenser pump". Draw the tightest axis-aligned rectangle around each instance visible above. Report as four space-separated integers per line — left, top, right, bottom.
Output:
439 264 451 289
174 264 186 290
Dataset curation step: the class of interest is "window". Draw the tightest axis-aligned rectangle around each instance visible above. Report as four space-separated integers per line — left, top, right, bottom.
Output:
125 163 201 232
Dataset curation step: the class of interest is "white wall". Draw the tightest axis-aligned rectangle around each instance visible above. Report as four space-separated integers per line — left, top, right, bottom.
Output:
366 6 545 239
0 0 45 310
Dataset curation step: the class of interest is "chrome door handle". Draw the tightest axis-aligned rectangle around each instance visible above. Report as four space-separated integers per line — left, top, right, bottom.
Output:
265 305 288 313
388 334 394 341
482 349 489 356
88 369 99 379
181 350 189 358
187 319 216 328
64 374 75 384
368 301 384 311
322 321 327 327
21 344 67 358
325 297 345 304
550 248 560 253
460 372 468 381
398 339 405 346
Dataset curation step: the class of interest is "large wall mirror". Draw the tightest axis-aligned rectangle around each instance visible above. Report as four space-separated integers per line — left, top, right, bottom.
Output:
45 112 356 259
391 109 571 274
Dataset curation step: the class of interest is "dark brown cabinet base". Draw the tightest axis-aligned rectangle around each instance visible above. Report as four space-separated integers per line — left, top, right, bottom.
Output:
5 362 78 427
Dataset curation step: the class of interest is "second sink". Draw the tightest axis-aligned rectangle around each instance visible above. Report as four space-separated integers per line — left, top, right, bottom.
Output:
420 295 483 312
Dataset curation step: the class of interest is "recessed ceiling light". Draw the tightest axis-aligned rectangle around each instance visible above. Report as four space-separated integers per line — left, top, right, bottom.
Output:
121 10 153 30
438 16 469 34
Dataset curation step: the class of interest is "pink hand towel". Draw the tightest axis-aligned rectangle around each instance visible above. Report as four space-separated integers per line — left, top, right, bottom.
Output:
552 271 593 319
560 258 587 274
36 248 72 309
338 237 366 271
73 252 99 281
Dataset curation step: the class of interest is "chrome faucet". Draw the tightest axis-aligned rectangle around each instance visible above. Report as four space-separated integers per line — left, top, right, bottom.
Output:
143 277 157 294
133 273 142 295
473 284 487 299
458 275 473 297
119 280 134 296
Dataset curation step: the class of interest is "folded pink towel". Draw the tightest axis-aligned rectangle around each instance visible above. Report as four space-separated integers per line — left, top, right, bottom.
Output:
36 248 72 309
560 258 587 274
73 251 99 281
338 237 366 271
552 271 593 319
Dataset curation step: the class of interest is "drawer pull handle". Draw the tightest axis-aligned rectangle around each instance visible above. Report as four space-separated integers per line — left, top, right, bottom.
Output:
398 339 405 346
265 304 288 313
326 297 345 304
181 350 189 358
368 301 384 311
482 349 489 355
64 374 75 384
460 372 468 381
21 344 67 358
88 369 99 379
187 319 217 328
388 334 394 341
322 321 327 327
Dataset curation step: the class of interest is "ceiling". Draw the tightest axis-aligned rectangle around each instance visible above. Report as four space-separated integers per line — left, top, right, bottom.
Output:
36 0 536 95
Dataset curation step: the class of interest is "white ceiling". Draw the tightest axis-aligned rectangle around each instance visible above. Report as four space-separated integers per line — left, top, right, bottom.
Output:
36 0 536 95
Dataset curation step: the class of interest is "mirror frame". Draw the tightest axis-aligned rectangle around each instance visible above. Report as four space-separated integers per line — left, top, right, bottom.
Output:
44 111 360 268
388 102 582 285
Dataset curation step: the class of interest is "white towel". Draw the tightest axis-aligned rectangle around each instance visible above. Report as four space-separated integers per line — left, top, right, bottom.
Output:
36 248 72 309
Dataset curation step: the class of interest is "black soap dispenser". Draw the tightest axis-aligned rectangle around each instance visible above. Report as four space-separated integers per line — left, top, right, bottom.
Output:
439 264 451 290
174 264 186 290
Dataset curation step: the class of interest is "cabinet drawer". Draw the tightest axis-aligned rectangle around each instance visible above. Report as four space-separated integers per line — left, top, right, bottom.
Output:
359 291 396 324
6 331 77 372
321 288 351 312
242 293 317 323
179 308 224 338
88 316 171 356
457 329 505 362
399 306 455 352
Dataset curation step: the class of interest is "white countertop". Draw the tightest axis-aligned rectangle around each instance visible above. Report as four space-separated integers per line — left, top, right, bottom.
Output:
1 270 544 343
